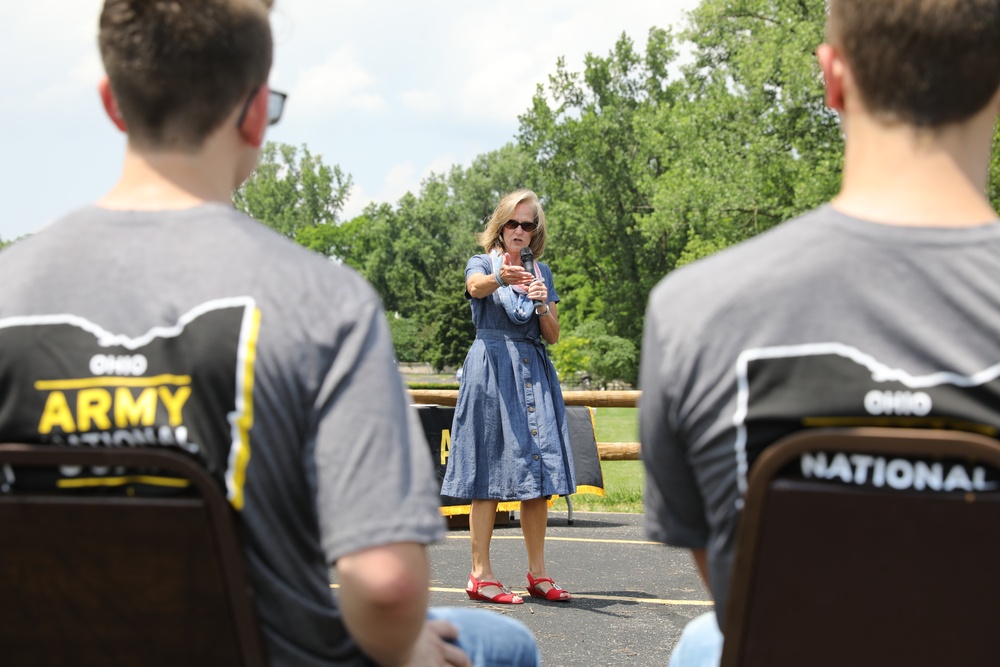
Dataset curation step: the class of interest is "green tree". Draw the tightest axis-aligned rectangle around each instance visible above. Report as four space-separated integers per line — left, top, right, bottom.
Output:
550 321 637 388
640 0 841 263
385 313 426 363
548 334 591 386
518 28 681 350
233 141 352 242
422 281 476 371
988 123 1000 211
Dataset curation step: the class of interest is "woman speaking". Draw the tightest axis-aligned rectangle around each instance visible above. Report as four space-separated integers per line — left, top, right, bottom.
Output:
441 189 576 605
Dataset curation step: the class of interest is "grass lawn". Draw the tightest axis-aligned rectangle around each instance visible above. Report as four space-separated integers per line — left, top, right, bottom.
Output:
550 407 644 514
593 407 638 442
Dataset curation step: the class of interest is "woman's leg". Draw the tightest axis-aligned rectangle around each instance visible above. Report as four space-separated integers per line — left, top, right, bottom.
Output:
520 497 570 598
520 497 548 579
469 499 503 594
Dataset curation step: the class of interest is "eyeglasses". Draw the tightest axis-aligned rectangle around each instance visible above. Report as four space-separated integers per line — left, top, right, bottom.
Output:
236 86 289 128
504 220 538 232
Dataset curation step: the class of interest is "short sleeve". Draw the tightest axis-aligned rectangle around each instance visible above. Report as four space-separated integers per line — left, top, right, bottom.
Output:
466 254 492 281
539 262 559 303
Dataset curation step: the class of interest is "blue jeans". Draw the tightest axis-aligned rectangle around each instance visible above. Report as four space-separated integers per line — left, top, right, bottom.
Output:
669 611 723 667
428 607 541 667
361 607 540 666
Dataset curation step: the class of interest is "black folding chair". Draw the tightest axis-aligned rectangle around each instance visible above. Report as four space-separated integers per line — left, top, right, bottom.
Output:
0 443 267 666
721 427 1000 667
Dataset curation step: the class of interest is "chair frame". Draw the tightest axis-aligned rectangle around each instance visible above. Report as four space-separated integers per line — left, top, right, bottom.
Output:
721 427 1000 667
0 443 267 666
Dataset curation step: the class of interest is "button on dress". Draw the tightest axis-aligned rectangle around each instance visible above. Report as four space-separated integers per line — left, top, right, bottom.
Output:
441 254 577 500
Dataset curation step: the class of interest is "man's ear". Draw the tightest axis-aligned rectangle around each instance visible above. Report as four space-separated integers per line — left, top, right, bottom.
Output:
237 87 269 148
817 43 846 112
98 77 127 133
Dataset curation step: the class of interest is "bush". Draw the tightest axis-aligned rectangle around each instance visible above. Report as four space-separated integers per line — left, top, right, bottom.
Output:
550 321 637 388
386 314 426 363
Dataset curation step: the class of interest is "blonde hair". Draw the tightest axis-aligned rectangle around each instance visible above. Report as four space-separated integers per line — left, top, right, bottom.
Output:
476 189 548 259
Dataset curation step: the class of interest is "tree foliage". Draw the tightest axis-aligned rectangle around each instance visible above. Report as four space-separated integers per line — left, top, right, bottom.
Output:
550 321 637 388
641 0 839 259
233 142 352 242
385 314 426 363
519 29 681 346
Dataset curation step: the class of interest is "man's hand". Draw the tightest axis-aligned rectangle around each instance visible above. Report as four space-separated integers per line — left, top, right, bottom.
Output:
403 619 471 667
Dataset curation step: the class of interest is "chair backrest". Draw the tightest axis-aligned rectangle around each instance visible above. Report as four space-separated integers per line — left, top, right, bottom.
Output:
720 427 1000 667
0 443 267 667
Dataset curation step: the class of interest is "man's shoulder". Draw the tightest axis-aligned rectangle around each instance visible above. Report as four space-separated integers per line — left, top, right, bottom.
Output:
1 204 380 317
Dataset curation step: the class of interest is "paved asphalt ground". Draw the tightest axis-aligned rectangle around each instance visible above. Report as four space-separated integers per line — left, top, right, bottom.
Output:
426 510 713 666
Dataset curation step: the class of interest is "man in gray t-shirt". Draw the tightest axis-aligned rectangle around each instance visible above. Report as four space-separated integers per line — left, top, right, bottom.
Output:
640 2 1000 665
0 2 539 666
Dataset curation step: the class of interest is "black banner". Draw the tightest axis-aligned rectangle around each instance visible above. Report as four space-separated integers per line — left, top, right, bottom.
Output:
416 405 605 516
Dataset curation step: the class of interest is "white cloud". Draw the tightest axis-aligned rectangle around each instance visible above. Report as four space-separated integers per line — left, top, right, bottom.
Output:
400 90 443 114
341 183 375 220
381 163 419 202
291 47 385 118
340 163 419 220
27 53 104 111
423 154 459 179
2 0 105 112
341 154 462 220
448 0 698 123
3 0 704 241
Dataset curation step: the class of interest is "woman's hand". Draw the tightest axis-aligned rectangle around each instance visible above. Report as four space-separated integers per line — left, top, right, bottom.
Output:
498 252 533 288
527 279 548 305
466 253 533 299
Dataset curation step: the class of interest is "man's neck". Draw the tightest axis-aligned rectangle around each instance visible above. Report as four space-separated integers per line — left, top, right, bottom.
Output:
97 143 238 212
832 107 998 227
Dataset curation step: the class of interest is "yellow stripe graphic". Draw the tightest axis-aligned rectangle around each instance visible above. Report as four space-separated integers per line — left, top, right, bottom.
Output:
228 307 261 511
35 375 192 390
57 475 191 489
801 416 996 435
440 500 523 517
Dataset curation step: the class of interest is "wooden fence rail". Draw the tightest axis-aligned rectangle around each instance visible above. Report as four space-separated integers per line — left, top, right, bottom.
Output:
408 389 642 460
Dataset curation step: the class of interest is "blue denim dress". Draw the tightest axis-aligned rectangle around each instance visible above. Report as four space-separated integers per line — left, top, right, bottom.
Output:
440 254 577 500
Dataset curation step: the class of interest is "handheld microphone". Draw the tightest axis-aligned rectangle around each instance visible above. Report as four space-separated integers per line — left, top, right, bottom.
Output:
520 247 542 306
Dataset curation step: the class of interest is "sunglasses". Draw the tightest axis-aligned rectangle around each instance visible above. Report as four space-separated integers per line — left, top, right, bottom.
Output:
236 85 289 128
504 220 538 232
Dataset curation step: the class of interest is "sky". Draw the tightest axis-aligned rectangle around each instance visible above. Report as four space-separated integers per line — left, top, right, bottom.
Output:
0 0 701 241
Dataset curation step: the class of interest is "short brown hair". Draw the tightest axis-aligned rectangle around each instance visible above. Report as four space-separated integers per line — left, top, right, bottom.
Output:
477 189 549 259
99 0 274 150
828 0 1000 128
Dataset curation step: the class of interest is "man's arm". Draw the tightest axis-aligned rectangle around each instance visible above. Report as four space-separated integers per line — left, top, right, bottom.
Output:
640 294 712 593
337 542 428 665
691 548 710 589
338 542 468 667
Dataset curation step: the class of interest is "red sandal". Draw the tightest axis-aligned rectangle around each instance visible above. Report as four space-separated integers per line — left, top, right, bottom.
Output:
526 572 572 601
466 574 523 604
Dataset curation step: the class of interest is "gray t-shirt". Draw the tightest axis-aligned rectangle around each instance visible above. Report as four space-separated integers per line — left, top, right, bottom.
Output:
0 204 445 665
640 205 1000 621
